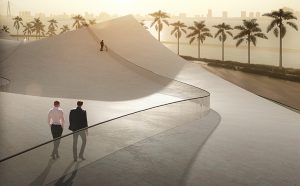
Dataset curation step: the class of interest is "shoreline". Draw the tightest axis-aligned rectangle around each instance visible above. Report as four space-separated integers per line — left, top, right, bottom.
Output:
200 63 300 112
182 55 300 83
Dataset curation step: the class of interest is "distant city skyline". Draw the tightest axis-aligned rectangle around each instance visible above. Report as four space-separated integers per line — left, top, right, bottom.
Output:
0 0 300 17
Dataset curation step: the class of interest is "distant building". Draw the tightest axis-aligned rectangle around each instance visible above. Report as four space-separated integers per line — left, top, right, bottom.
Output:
222 11 228 19
85 12 94 20
19 11 31 19
179 13 187 19
255 12 261 18
249 12 254 18
241 11 246 18
97 12 111 21
207 9 212 18
35 13 46 19
194 14 201 19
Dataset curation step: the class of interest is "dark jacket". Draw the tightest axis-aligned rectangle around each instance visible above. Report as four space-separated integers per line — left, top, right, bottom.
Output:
69 107 88 131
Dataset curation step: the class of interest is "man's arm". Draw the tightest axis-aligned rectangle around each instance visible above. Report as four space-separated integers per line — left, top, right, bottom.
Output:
84 111 88 135
69 110 73 129
84 111 88 127
60 110 65 128
48 110 51 125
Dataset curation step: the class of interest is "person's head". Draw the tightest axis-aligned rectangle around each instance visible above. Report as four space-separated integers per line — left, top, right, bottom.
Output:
77 101 83 107
54 101 60 107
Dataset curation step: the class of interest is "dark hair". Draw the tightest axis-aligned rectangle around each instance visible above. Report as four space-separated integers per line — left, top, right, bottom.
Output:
77 101 83 107
54 101 60 106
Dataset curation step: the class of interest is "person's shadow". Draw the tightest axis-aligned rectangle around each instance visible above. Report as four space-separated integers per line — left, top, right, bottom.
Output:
54 161 80 186
29 159 56 186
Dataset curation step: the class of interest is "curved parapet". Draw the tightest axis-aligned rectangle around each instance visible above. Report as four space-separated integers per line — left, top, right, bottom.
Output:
0 95 216 185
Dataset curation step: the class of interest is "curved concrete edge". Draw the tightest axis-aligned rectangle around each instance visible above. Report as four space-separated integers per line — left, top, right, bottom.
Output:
45 110 222 186
0 99 216 186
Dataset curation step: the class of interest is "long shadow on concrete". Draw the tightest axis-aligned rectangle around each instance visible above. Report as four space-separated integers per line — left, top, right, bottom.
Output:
45 110 221 186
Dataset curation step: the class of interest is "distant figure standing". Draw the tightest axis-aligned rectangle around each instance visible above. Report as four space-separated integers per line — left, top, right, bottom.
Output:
69 101 88 161
48 101 64 159
100 40 104 51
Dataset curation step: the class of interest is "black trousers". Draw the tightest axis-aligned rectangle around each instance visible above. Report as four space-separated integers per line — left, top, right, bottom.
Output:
51 125 63 156
73 131 87 159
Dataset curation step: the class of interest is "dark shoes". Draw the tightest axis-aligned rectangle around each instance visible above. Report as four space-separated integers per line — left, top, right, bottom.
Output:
51 153 60 160
79 156 86 160
74 155 85 161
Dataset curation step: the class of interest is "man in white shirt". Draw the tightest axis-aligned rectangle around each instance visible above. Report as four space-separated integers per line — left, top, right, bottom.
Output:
48 100 64 159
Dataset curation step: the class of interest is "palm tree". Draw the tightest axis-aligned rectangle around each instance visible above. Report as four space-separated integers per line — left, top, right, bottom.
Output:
23 22 32 40
263 9 298 68
13 16 23 40
170 21 187 55
72 15 85 29
213 23 233 61
89 19 96 25
234 19 268 64
31 18 45 39
60 25 70 34
187 21 212 59
1 25 10 33
47 19 58 36
149 10 169 41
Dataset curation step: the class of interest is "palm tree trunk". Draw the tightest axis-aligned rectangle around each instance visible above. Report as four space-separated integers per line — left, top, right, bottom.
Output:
279 24 283 68
198 39 200 59
222 41 224 61
279 37 282 68
158 30 160 41
17 30 19 40
278 19 283 68
177 37 179 55
158 19 161 42
248 39 251 64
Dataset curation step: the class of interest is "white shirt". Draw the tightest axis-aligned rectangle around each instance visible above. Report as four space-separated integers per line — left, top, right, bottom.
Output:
48 107 64 126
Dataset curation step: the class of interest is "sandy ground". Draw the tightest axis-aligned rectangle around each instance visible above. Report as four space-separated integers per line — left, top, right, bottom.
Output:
201 63 300 111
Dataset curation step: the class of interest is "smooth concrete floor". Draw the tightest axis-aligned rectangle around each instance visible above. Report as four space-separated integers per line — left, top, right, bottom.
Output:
173 64 300 186
0 98 212 186
45 110 220 186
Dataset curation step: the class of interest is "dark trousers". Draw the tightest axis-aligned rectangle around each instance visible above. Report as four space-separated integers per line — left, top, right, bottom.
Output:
73 131 86 159
51 125 63 156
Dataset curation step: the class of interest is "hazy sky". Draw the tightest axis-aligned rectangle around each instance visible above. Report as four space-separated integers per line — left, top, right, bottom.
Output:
1 0 300 16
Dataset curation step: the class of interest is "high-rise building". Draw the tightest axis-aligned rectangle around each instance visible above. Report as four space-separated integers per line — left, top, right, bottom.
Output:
249 12 254 18
241 11 246 18
19 11 31 19
222 11 228 18
255 12 261 18
35 13 46 19
179 13 187 19
207 9 212 18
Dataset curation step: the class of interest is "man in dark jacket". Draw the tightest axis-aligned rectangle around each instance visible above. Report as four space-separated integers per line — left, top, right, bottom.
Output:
69 101 88 161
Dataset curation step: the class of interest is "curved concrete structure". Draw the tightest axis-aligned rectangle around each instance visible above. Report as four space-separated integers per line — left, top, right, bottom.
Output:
0 16 210 162
2 14 298 186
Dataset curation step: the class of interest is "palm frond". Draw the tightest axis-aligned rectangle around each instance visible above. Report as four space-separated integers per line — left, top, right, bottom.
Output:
281 25 287 38
189 37 196 44
250 35 257 46
214 29 222 38
266 19 279 33
273 27 279 37
226 31 233 37
236 38 244 47
286 21 298 31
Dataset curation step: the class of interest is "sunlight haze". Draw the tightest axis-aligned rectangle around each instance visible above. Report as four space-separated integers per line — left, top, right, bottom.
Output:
0 0 300 16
